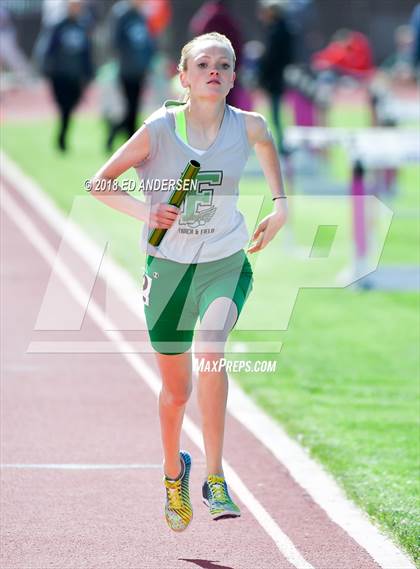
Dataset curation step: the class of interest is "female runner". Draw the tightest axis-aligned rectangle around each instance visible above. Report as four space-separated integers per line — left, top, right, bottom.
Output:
90 32 288 532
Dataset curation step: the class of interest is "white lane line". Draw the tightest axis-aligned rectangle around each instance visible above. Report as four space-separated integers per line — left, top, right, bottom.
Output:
2 152 416 569
0 464 164 470
2 184 314 569
226 383 417 569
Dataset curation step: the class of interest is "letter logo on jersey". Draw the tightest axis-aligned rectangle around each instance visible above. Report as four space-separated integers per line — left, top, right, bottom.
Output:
179 171 222 229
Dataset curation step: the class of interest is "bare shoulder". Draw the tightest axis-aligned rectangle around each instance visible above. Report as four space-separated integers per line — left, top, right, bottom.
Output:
241 111 271 146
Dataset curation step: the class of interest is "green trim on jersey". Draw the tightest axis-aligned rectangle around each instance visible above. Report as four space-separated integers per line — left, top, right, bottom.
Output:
175 108 188 145
164 100 188 145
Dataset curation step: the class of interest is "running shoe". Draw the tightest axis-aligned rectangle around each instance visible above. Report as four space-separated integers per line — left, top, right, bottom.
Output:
163 450 193 532
202 474 241 520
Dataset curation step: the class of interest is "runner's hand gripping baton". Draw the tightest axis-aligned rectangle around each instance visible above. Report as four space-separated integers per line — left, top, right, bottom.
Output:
148 159 201 247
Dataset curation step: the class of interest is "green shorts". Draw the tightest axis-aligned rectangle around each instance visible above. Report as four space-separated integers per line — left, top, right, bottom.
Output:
141 249 253 355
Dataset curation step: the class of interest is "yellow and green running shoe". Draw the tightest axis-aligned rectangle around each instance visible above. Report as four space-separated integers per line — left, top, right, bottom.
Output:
163 450 193 532
202 474 241 520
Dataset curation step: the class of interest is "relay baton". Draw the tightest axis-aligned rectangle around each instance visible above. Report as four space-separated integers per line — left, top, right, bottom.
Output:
148 159 201 247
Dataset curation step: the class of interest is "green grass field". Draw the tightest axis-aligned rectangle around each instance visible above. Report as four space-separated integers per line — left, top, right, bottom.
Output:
1 111 419 564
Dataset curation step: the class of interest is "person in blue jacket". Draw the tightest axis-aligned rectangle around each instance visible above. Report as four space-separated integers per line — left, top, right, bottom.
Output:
41 0 94 152
410 3 420 75
258 0 294 154
106 0 155 151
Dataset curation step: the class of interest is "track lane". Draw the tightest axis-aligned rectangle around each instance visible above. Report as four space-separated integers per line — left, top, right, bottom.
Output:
1 181 297 569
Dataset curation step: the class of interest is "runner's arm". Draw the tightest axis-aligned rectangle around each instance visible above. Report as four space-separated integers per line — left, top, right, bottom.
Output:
88 125 179 228
244 112 288 253
245 112 288 205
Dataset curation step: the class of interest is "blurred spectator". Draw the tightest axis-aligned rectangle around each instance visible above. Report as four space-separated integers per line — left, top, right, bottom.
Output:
106 0 155 152
189 0 251 109
142 0 171 37
257 0 294 154
311 29 374 77
380 25 415 83
190 0 242 67
241 39 265 89
410 3 420 73
0 5 31 86
32 1 67 74
41 0 67 29
284 0 320 65
41 0 97 31
34 0 96 78
141 0 172 109
40 0 94 152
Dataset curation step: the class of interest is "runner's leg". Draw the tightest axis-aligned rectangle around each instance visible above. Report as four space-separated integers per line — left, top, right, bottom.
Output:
195 297 238 476
156 351 193 479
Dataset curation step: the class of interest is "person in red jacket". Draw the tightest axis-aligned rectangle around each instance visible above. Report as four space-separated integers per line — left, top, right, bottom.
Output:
312 29 374 77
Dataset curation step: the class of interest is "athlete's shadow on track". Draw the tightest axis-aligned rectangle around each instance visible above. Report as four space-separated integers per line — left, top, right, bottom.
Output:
179 559 235 569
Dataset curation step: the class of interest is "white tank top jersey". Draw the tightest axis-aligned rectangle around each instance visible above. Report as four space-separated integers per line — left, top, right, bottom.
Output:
136 100 252 264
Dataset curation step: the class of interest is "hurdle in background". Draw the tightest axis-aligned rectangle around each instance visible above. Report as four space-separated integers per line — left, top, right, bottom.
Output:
369 83 420 199
284 126 419 288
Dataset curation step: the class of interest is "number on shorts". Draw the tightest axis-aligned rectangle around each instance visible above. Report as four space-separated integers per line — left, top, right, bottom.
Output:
142 273 152 306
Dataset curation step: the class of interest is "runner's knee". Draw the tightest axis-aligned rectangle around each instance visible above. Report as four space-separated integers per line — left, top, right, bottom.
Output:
161 383 192 407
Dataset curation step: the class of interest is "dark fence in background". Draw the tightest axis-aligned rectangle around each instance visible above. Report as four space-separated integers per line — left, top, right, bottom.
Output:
6 0 419 67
